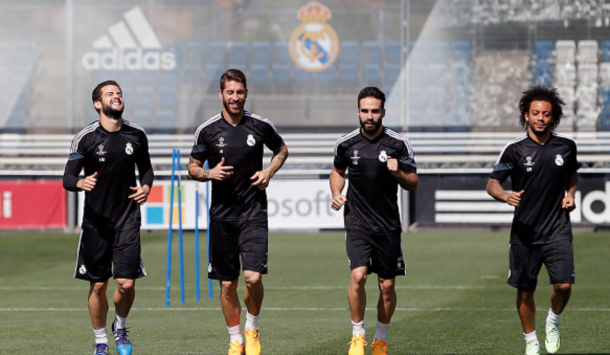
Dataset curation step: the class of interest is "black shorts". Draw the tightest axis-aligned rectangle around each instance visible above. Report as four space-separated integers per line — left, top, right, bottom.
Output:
345 229 406 279
74 226 146 282
208 219 268 281
508 240 575 291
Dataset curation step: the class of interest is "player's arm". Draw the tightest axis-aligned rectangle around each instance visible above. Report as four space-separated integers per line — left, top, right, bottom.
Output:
562 171 578 211
251 140 289 190
64 164 98 192
129 140 154 205
188 156 234 182
330 167 347 211
63 146 97 192
387 157 418 192
486 178 523 207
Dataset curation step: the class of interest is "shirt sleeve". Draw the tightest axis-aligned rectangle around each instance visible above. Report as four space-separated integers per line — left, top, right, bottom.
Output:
568 140 579 173
397 136 417 174
190 128 209 164
333 140 348 170
63 134 87 192
262 120 283 152
490 144 515 182
136 132 154 188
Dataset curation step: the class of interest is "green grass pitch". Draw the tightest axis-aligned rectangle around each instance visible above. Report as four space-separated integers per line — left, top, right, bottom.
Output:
1 230 609 354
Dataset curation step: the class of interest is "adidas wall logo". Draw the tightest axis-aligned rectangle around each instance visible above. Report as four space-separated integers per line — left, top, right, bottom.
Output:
81 7 177 71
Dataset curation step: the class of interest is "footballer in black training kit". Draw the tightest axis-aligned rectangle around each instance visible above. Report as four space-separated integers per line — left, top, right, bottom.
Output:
331 86 418 355
63 80 153 355
487 86 578 355
188 69 288 355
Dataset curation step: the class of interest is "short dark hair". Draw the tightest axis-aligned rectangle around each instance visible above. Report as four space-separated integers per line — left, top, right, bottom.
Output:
220 69 247 90
92 80 121 103
358 87 385 109
518 86 565 131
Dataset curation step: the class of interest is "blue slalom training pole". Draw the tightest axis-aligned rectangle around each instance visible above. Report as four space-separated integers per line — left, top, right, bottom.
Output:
205 161 213 299
194 182 200 302
177 149 185 304
165 149 177 307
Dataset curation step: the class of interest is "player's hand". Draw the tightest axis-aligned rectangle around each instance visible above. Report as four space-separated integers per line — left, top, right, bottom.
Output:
129 185 150 205
210 157 234 181
251 170 272 190
387 156 400 177
77 172 98 191
562 194 576 212
506 190 524 207
331 195 347 211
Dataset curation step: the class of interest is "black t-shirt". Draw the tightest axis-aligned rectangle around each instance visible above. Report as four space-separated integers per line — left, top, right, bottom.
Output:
190 111 283 221
334 128 417 234
490 132 578 245
63 120 154 230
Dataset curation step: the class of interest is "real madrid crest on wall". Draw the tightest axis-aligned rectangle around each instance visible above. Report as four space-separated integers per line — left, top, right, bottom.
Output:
289 1 339 72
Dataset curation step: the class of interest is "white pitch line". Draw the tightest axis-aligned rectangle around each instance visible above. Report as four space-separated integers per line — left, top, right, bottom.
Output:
2 307 610 312
3 285 610 291
3 286 486 291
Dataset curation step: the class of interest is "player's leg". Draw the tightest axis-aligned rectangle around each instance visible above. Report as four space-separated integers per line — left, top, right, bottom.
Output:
517 289 537 334
347 266 368 355
240 220 269 355
111 227 146 355
508 244 543 355
346 229 372 355
220 278 243 326
370 231 404 355
209 221 245 354
349 266 368 326
243 270 263 319
113 278 135 320
220 279 244 355
111 278 135 355
87 280 109 338
543 240 575 354
370 277 395 355
75 228 113 355
518 289 540 355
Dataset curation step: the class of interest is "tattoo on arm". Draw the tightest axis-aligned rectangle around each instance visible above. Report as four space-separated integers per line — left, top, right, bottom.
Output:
487 179 507 202
188 156 210 182
267 143 289 176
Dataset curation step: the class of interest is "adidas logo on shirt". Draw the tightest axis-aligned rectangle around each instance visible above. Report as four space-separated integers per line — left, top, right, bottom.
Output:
81 7 177 71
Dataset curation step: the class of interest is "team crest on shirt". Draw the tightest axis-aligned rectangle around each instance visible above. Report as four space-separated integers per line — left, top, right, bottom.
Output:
96 144 106 156
524 156 535 172
125 142 133 155
555 154 564 166
350 150 361 165
79 265 87 275
378 150 388 163
247 134 256 147
208 263 212 273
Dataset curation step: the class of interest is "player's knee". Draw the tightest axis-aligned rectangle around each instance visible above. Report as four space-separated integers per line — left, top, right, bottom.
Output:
378 280 395 295
244 273 262 288
553 283 571 293
350 269 367 285
116 279 135 292
90 281 108 295
220 280 238 294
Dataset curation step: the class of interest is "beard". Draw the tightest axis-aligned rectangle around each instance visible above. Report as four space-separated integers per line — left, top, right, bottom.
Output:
223 99 244 116
102 102 124 119
360 117 382 135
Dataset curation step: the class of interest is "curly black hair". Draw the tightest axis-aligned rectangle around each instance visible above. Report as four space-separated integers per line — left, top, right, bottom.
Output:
518 86 565 131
